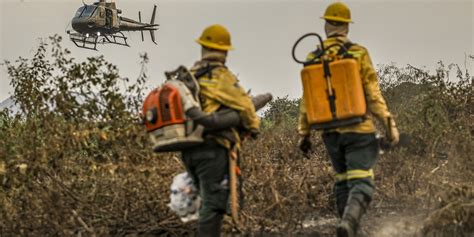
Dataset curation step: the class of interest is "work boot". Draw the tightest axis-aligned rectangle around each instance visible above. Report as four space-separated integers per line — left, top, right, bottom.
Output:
336 194 367 237
197 214 223 237
337 219 354 237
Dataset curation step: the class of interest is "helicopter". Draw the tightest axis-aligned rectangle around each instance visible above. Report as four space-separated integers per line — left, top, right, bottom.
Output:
67 0 158 50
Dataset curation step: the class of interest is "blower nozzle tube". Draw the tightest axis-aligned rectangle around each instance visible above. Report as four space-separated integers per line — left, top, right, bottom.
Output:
186 93 273 132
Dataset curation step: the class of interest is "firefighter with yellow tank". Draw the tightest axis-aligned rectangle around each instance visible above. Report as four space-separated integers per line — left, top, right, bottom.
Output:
296 2 399 237
181 24 260 237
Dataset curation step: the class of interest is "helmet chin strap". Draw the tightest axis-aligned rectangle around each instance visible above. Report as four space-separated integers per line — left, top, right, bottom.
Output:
325 21 349 38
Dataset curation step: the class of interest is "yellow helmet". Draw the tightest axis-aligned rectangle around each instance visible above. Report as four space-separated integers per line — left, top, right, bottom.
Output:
196 24 234 51
321 2 353 23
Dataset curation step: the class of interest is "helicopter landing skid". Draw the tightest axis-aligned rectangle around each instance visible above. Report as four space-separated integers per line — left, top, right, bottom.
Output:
101 32 130 47
69 32 99 50
68 32 130 50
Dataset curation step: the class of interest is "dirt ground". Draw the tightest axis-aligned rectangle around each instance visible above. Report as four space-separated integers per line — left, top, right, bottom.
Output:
301 209 425 237
242 209 425 237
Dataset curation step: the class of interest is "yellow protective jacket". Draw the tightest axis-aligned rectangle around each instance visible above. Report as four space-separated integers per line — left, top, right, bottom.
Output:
298 36 391 135
191 58 260 149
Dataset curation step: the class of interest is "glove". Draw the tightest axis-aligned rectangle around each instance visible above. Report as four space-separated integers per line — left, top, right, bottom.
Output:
385 117 400 146
298 135 312 154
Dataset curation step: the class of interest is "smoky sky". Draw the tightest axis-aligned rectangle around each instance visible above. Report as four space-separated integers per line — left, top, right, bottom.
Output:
1 0 473 102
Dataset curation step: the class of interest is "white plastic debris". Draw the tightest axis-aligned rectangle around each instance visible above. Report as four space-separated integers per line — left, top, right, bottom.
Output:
168 172 201 222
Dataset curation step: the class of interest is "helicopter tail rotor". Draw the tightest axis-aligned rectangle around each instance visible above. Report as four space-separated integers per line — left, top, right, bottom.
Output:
150 5 156 26
149 5 157 44
139 11 144 42
150 30 156 44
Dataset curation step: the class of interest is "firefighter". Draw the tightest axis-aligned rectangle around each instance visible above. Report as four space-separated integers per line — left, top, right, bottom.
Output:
297 2 400 237
181 24 260 237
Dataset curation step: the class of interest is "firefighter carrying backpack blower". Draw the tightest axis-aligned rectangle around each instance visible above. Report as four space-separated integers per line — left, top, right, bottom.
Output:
142 65 271 152
293 2 399 237
143 24 272 237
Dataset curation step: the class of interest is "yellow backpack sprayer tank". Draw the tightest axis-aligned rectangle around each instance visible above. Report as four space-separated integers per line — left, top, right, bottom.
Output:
292 33 366 130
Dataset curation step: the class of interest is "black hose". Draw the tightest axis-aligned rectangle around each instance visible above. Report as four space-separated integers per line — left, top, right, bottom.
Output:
292 33 351 65
291 33 325 64
187 107 240 132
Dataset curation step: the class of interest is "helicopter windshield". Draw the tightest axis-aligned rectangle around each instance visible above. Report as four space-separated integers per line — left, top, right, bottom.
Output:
74 6 85 18
81 5 97 17
74 6 97 18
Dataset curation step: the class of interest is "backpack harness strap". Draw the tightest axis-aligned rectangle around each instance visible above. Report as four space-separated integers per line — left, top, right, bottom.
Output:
306 41 355 66
193 63 221 79
337 41 355 58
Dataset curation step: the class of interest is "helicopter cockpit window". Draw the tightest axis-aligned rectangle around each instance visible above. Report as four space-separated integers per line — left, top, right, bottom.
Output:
74 6 85 18
80 5 97 17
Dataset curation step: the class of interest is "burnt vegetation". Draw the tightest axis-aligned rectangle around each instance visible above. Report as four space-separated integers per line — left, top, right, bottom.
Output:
0 36 472 236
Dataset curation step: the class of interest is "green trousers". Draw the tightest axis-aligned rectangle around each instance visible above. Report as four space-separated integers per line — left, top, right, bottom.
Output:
322 132 379 217
181 141 230 224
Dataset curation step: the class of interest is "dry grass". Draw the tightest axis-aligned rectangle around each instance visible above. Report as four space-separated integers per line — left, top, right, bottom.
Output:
0 37 472 236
